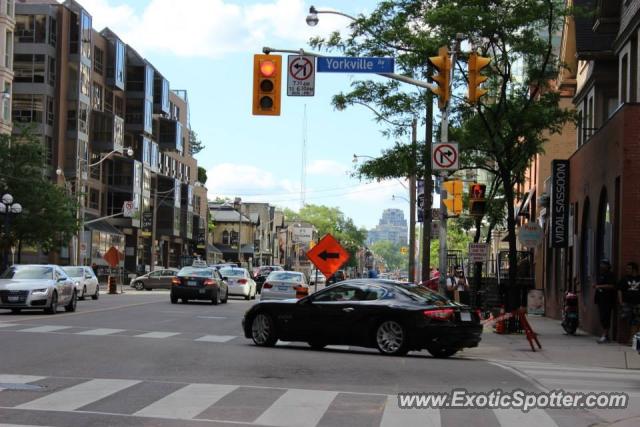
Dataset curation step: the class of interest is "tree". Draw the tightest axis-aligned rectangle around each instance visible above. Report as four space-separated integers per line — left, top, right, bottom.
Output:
311 0 575 310
197 166 207 185
0 130 78 262
284 204 367 267
370 240 407 272
189 130 205 155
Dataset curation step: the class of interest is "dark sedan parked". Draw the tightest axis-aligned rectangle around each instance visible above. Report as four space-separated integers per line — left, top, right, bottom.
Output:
242 279 482 358
170 267 228 305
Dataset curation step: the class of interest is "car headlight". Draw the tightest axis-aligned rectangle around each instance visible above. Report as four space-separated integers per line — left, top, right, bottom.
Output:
32 288 48 294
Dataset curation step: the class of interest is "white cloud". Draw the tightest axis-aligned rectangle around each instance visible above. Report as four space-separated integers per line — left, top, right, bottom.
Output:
72 0 350 58
307 159 348 176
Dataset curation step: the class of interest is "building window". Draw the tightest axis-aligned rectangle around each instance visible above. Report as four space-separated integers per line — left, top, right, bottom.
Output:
15 15 46 43
89 189 100 210
620 53 629 104
48 57 56 86
78 103 89 135
2 82 11 122
44 136 53 167
7 0 14 17
94 47 104 75
230 231 239 246
4 30 12 68
80 12 92 60
580 197 591 303
144 99 153 134
114 95 124 117
596 187 612 265
48 16 57 47
104 88 113 113
12 94 44 124
46 96 54 126
13 54 45 83
67 109 76 130
92 82 103 111
222 230 230 245
143 167 151 192
80 63 91 98
142 137 151 165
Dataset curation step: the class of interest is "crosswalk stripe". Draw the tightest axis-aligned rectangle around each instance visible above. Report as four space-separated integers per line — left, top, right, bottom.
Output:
194 335 236 343
19 326 72 333
379 395 440 427
16 379 139 411
254 389 338 427
500 361 637 375
75 328 125 336
528 370 640 380
536 378 639 391
0 375 45 384
492 408 558 427
134 331 181 339
0 323 18 328
0 424 55 427
134 383 237 419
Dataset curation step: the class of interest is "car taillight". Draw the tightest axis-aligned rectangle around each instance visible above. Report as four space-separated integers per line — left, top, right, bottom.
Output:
294 285 308 298
171 278 180 286
263 282 273 289
237 279 248 285
204 279 215 286
423 308 454 320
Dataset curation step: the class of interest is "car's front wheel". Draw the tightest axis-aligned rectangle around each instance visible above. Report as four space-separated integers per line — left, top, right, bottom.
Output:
65 291 77 312
44 291 58 314
221 288 228 304
308 340 326 350
79 285 86 300
211 289 219 305
427 346 458 359
91 285 99 300
251 313 277 347
375 320 409 356
132 281 144 290
11 308 21 314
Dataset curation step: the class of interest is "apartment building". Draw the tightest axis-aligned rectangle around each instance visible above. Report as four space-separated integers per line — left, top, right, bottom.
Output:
0 0 14 134
12 0 207 273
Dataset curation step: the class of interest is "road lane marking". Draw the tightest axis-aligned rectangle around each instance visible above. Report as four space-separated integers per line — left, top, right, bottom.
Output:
254 389 338 427
0 323 18 328
16 379 139 411
134 383 236 419
194 335 236 343
134 331 181 339
19 326 73 333
493 408 558 427
0 374 46 392
380 395 440 427
75 328 125 336
197 316 228 319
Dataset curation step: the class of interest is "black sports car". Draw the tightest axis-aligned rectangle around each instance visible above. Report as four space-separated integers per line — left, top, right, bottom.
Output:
242 279 482 358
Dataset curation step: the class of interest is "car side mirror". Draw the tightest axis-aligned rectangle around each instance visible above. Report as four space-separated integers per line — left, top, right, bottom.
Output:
57 277 66 282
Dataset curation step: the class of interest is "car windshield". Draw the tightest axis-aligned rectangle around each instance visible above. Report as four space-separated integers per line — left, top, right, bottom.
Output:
62 267 85 277
219 268 245 277
269 272 303 282
1 266 54 280
391 284 450 304
177 267 212 278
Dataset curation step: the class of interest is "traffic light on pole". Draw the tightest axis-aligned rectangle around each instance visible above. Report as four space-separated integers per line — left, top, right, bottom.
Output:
252 54 282 116
467 53 491 104
442 180 463 215
469 183 487 217
429 46 451 110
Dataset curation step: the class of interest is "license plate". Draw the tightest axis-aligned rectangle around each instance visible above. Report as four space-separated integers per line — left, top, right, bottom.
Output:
199 289 205 294
8 296 19 302
460 311 471 321
188 281 198 287
277 285 289 291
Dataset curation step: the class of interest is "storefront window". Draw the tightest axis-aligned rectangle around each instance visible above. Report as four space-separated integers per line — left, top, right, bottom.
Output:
580 197 591 303
596 188 612 264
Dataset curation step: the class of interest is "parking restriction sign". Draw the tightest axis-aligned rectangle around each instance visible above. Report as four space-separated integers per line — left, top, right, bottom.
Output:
287 55 315 96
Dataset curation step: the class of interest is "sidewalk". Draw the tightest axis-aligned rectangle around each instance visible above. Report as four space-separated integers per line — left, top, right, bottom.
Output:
465 315 640 370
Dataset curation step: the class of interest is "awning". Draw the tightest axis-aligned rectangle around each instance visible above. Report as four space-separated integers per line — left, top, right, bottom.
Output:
85 220 123 236
208 244 223 255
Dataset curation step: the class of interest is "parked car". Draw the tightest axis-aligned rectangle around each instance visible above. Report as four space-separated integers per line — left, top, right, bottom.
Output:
130 268 179 290
253 265 284 293
219 267 256 300
260 271 309 301
327 270 346 285
0 265 77 314
309 269 326 286
243 279 482 358
62 266 99 300
170 267 228 305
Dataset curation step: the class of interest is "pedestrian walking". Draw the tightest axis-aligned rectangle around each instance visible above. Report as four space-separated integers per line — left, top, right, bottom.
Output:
618 261 640 343
593 259 616 343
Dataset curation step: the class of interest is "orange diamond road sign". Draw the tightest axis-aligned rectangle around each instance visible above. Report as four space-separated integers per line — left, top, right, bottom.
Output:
306 234 350 279
103 246 121 268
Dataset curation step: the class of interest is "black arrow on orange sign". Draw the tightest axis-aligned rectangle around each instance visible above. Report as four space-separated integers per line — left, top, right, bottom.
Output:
319 250 340 261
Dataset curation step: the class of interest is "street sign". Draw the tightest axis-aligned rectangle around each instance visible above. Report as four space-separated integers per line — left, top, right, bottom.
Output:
432 142 459 171
103 246 121 268
141 212 152 237
306 234 350 279
316 57 395 73
518 222 544 248
468 243 488 263
123 201 135 218
287 55 315 96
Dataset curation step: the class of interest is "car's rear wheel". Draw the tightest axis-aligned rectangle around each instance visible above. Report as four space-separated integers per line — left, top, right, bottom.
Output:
79 286 86 300
133 281 144 291
211 289 219 305
170 293 178 304
251 313 277 347
182 298 189 304
65 291 77 312
44 291 58 314
427 346 458 359
91 285 99 300
11 308 21 314
245 292 251 301
308 340 326 350
375 320 409 356
221 288 228 304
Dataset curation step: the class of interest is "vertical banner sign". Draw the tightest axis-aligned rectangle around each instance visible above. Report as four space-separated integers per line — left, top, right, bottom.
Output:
550 160 570 248
142 212 153 237
417 180 424 222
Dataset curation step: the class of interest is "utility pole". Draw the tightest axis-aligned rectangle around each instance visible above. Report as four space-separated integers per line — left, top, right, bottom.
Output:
421 68 434 283
150 186 158 271
408 118 417 283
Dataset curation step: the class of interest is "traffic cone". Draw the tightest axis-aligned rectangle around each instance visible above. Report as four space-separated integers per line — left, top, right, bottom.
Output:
495 306 506 334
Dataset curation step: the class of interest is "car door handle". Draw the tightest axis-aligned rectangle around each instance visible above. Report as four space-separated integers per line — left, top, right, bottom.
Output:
342 307 354 313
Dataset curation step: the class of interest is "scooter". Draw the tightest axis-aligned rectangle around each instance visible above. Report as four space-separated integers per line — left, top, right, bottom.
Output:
561 291 579 334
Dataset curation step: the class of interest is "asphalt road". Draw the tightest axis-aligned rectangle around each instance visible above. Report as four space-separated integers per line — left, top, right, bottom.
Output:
0 290 620 427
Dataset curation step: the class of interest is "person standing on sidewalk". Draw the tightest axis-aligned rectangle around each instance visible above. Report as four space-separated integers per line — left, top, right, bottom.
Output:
594 260 616 343
618 262 640 342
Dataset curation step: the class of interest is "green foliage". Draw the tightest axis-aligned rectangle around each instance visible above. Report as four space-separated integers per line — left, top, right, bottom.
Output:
285 204 367 267
430 221 474 264
370 240 407 272
0 129 78 252
197 166 208 185
189 130 205 155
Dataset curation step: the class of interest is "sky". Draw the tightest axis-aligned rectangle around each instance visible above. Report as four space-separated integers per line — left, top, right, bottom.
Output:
72 0 421 230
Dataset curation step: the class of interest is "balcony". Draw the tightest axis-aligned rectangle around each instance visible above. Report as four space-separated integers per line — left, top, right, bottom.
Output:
125 98 153 135
158 118 183 153
91 111 124 153
154 76 170 115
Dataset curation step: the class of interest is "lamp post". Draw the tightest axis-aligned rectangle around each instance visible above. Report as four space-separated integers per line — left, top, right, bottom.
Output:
234 197 242 266
0 193 22 270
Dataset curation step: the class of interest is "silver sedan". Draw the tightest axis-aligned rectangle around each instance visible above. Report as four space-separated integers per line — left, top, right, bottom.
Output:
0 265 77 314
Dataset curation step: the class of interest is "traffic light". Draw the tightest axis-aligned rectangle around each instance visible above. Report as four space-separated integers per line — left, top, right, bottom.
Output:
252 54 282 116
467 53 491 104
429 46 451 110
469 183 487 217
442 180 463 215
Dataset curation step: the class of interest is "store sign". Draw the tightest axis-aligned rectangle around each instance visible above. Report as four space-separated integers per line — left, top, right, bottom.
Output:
292 226 313 243
141 212 153 237
550 160 570 248
197 230 206 249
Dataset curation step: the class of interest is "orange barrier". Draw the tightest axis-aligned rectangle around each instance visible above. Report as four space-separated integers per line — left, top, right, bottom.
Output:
108 276 117 294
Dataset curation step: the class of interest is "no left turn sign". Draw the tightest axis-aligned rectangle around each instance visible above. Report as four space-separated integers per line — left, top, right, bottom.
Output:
432 142 459 171
287 55 315 97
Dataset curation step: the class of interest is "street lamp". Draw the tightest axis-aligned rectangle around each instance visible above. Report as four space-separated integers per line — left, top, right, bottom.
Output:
0 193 22 270
306 6 358 27
234 197 242 266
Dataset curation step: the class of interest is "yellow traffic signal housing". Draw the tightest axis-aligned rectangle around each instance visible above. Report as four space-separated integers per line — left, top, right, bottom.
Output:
467 53 491 104
253 54 282 116
442 180 463 215
469 183 487 216
429 46 451 110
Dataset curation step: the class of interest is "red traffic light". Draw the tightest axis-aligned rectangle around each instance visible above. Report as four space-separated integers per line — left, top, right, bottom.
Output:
470 184 486 200
260 60 276 77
